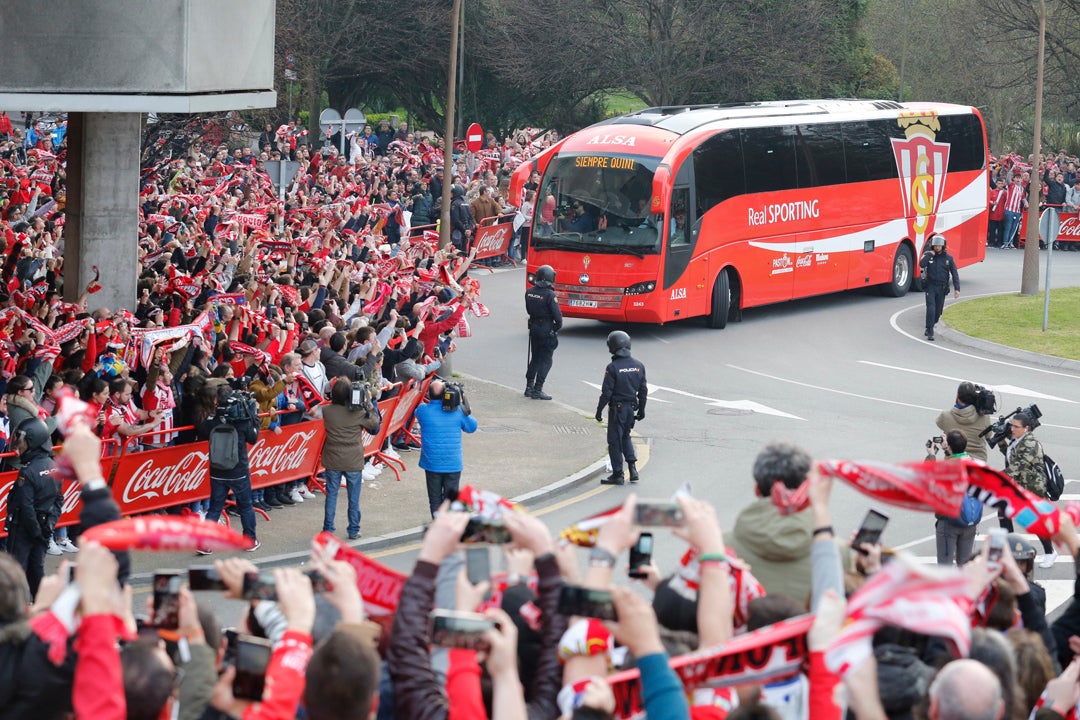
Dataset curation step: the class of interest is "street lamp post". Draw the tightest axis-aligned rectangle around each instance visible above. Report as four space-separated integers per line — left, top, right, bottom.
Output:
440 0 463 250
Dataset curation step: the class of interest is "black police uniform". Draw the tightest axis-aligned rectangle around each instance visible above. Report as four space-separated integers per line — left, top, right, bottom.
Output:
5 446 58 597
918 246 959 340
596 354 648 482
525 281 562 398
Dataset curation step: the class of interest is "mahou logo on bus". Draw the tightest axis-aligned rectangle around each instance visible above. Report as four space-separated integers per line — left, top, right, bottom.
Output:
891 112 950 245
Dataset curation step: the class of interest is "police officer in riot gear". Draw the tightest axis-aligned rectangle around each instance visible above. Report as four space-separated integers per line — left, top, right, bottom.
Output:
595 330 648 485
4 417 59 598
524 265 562 400
919 233 960 341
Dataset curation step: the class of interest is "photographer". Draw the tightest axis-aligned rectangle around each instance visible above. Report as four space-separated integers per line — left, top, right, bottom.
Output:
935 381 993 461
196 378 261 554
998 411 1056 566
414 379 478 518
320 377 380 540
933 430 981 567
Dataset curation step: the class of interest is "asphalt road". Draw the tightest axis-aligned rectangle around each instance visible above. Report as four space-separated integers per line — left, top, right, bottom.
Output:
433 247 1080 605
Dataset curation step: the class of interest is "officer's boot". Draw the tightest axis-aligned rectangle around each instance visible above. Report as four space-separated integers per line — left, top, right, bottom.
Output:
524 382 536 398
601 470 625 486
628 462 639 484
531 382 552 401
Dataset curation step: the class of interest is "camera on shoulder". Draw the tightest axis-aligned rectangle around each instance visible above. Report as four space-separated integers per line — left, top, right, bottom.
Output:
980 403 1041 447
441 382 465 411
349 381 373 411
218 380 258 423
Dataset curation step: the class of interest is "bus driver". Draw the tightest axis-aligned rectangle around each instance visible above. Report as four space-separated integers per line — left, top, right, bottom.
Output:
561 201 597 233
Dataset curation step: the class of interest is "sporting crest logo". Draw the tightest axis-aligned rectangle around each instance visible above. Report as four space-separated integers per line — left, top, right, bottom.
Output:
891 112 950 246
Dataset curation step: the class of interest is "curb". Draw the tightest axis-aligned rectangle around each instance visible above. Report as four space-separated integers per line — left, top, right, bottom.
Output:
938 322 1080 374
127 455 607 585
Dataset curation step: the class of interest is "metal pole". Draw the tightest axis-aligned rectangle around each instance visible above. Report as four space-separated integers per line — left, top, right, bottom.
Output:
287 82 293 124
898 0 908 102
440 0 463 250
1041 206 1058 330
278 159 286 235
457 2 465 141
1021 0 1046 296
339 119 346 157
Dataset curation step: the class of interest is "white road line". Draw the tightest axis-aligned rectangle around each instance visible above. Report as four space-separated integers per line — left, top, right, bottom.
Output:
648 383 804 420
580 380 672 403
889 298 1080 380
726 364 938 412
858 361 1077 404
649 333 671 345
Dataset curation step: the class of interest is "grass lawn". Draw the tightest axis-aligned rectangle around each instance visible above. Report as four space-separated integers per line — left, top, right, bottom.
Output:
604 92 648 117
942 287 1080 361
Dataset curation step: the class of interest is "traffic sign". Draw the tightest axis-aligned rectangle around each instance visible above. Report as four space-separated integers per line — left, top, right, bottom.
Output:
343 108 366 132
318 108 342 136
465 122 484 152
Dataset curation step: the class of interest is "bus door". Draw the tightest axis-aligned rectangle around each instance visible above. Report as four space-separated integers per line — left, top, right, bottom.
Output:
663 186 708 317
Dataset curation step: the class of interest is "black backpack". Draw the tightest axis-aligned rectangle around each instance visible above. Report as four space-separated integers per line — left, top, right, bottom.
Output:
208 423 240 472
1044 453 1066 501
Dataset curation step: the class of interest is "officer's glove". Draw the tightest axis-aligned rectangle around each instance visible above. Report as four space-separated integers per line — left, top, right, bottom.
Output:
635 411 645 422
595 411 603 423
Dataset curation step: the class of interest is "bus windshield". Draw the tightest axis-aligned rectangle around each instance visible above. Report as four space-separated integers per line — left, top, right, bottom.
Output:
532 154 663 256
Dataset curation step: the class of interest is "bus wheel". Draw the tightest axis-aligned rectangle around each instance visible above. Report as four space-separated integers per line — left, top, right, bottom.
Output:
708 270 731 329
881 245 913 297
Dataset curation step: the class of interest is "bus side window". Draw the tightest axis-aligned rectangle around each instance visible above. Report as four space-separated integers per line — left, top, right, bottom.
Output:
669 189 690 247
693 131 744 220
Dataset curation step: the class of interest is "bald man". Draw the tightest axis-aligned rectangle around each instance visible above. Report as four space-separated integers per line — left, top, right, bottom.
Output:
928 659 1004 720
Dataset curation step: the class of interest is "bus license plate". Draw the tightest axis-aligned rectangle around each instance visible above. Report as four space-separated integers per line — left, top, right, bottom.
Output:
568 299 598 308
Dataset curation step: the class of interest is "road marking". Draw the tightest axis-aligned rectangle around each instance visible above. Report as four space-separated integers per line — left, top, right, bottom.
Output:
726 365 937 412
649 333 671 345
858 361 1077 404
647 383 803 420
890 299 1080 380
581 380 671 403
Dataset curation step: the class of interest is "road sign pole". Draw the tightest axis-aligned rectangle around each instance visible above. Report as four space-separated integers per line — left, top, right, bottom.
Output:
278 160 287 235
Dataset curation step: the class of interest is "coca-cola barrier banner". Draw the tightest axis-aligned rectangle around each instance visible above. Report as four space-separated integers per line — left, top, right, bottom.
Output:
0 420 326 538
1018 210 1080 243
112 420 326 516
470 219 514 260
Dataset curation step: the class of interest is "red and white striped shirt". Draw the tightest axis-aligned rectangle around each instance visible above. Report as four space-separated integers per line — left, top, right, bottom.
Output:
1003 181 1027 213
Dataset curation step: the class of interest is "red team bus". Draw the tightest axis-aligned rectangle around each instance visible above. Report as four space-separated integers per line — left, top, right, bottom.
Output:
510 100 988 328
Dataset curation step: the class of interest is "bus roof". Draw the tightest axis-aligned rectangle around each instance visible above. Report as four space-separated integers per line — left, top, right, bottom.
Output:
591 99 974 137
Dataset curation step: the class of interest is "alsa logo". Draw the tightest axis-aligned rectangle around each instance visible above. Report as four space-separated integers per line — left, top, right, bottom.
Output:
585 134 636 147
670 288 686 300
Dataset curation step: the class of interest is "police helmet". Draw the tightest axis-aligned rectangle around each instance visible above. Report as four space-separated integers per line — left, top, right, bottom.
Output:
533 265 555 287
451 184 465 199
1007 533 1037 562
15 417 51 455
607 330 631 357
930 233 946 247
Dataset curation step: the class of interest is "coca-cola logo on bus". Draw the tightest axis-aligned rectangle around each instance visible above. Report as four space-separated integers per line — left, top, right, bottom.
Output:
249 429 318 478
123 450 209 505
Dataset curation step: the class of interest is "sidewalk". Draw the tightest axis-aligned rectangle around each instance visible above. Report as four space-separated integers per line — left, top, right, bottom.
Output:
108 374 608 582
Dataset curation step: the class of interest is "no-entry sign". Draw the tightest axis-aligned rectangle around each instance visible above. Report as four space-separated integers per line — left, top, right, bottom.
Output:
465 122 484 152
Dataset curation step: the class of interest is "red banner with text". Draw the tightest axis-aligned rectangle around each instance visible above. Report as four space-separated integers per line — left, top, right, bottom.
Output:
110 420 326 515
470 218 515 260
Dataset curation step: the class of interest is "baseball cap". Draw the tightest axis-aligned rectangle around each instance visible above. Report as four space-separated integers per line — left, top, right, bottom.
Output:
298 339 318 355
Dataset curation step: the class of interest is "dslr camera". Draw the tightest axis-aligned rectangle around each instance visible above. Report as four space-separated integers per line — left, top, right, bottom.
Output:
979 404 1042 448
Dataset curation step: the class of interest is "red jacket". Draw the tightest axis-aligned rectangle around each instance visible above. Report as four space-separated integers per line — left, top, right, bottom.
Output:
73 614 126 720
243 630 312 720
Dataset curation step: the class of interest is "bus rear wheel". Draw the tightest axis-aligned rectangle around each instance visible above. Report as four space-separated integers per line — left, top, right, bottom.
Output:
881 245 913 297
708 270 732 329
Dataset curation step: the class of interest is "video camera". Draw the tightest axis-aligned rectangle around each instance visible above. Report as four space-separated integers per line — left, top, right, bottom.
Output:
349 381 373 411
979 404 1042 448
218 379 258 424
441 382 465 411
971 384 998 416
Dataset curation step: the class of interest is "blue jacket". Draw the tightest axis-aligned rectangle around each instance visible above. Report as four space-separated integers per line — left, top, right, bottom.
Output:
414 399 477 473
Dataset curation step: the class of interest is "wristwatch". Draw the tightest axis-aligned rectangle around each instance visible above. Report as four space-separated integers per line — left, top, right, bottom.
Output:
589 546 616 568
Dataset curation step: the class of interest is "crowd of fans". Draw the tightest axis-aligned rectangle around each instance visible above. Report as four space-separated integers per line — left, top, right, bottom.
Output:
4 428 1080 719
988 150 1080 250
